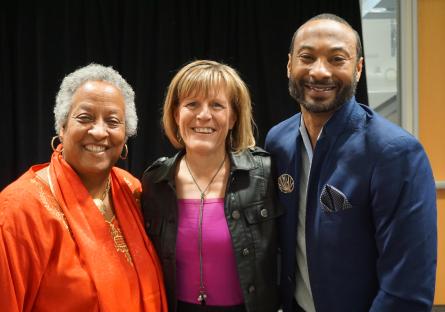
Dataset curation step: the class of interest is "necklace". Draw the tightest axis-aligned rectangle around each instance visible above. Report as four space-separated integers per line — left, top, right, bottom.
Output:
92 177 133 264
93 178 113 221
184 154 226 305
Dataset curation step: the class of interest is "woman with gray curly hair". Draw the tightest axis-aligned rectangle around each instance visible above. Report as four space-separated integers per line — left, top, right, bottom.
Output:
0 64 167 311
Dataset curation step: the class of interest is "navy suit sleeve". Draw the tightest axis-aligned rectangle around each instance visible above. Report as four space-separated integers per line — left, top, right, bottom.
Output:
264 129 273 151
369 136 437 312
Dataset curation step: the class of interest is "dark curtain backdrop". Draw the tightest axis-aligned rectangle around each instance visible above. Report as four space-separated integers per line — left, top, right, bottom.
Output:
1 0 367 189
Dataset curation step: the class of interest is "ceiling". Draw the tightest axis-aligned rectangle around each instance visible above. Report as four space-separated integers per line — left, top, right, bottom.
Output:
361 0 397 19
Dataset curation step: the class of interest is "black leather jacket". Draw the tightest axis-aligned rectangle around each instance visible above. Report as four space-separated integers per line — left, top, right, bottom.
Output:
141 147 282 312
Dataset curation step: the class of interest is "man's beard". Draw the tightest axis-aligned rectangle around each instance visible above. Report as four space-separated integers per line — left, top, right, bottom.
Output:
288 71 358 113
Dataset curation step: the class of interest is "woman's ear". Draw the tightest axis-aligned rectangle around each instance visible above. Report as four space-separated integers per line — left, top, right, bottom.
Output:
174 107 179 125
229 112 237 129
59 128 65 142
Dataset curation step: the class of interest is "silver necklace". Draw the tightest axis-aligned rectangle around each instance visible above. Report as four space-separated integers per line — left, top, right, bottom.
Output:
184 154 226 306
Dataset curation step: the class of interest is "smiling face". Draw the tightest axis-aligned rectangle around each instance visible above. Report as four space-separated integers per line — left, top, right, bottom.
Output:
287 19 363 114
174 88 237 157
60 80 126 180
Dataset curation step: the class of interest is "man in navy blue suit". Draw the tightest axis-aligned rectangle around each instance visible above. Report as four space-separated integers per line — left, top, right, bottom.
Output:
265 13 437 312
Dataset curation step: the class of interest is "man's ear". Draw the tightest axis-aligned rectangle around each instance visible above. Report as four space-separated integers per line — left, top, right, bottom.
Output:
355 57 364 82
287 53 292 78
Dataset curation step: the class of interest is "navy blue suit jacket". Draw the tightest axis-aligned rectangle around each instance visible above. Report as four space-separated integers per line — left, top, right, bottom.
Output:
265 98 437 312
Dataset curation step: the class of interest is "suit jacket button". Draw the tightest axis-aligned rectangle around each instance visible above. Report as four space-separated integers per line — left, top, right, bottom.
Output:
242 248 250 256
248 285 255 293
232 210 241 220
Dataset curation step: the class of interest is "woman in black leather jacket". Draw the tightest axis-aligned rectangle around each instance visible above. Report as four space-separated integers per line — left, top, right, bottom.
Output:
141 60 282 312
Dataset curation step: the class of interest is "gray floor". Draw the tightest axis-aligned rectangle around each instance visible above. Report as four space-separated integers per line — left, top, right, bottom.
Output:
433 306 445 312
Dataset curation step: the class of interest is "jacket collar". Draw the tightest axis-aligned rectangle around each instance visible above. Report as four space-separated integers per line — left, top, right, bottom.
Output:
151 150 184 184
153 148 257 184
229 148 258 172
288 97 360 143
321 96 363 139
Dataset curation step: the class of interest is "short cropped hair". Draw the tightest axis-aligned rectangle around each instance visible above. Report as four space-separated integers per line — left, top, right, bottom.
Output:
54 63 137 137
289 13 363 61
162 60 256 152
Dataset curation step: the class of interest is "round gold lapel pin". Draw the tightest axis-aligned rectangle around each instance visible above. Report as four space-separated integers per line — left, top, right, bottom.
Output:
278 174 294 193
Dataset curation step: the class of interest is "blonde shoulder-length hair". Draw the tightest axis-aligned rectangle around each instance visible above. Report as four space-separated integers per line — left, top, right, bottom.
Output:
162 60 256 152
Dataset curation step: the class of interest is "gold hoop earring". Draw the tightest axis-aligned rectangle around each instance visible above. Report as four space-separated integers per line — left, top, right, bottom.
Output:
51 136 63 153
120 144 128 160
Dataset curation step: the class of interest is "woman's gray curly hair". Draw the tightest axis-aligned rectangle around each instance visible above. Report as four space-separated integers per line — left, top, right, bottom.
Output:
54 63 137 137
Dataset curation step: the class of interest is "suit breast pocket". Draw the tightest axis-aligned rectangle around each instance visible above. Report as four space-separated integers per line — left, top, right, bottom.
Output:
320 184 353 213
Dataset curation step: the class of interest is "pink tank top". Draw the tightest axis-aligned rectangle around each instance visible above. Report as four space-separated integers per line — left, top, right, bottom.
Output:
176 198 244 306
